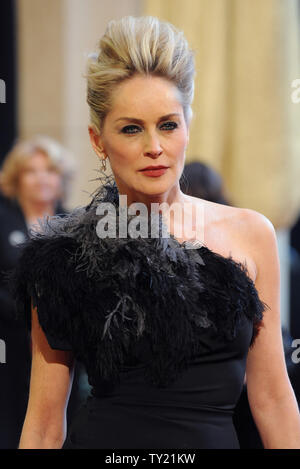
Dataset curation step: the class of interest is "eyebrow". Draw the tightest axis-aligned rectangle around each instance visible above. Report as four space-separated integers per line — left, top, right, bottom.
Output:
115 113 181 124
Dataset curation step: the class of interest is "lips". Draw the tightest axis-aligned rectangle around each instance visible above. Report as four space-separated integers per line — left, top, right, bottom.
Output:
139 166 169 171
139 166 169 177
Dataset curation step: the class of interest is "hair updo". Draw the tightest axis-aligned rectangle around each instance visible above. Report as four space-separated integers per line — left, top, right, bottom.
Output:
85 15 195 135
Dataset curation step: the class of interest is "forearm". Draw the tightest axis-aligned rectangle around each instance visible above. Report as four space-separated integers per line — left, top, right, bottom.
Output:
18 417 65 449
251 392 300 449
19 434 64 449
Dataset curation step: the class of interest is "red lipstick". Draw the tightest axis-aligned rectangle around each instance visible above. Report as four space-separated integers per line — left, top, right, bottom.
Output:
139 165 169 177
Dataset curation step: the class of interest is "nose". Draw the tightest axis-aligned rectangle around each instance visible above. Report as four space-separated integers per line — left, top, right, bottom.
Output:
36 169 50 181
143 131 163 157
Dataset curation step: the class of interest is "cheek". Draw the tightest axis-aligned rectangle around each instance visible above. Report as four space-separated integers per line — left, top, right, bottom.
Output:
169 132 188 158
19 174 34 189
49 174 62 188
106 140 140 164
179 128 189 147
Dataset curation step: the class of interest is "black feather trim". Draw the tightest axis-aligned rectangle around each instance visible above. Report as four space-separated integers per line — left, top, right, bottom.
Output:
6 171 269 389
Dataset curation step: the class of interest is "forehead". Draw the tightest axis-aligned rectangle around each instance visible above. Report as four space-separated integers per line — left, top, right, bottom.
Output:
108 75 183 118
22 151 51 167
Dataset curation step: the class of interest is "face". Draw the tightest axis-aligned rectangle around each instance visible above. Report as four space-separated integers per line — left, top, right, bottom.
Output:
17 151 63 204
89 74 189 205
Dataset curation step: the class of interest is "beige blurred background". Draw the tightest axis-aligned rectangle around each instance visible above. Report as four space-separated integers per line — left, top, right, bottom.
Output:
17 0 143 209
15 0 300 328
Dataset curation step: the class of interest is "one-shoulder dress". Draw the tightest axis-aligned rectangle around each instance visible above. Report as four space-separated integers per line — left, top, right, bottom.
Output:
7 173 268 449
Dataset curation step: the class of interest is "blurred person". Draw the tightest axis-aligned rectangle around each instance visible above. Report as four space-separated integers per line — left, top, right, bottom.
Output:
0 135 86 448
180 160 232 205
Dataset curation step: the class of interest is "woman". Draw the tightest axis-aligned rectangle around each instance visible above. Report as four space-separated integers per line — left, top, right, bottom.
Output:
0 135 82 448
8 16 300 449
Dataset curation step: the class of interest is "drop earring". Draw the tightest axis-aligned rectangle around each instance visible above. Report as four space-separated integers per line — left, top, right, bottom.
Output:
101 157 107 172
98 149 107 171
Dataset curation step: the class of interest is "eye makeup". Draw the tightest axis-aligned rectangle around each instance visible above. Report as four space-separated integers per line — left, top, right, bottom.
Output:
120 121 179 134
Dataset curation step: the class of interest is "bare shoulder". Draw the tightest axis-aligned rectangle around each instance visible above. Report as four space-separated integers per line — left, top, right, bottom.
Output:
183 193 268 228
237 207 275 236
204 199 273 233
238 207 279 277
185 195 275 282
224 207 278 282
186 193 275 245
234 208 277 260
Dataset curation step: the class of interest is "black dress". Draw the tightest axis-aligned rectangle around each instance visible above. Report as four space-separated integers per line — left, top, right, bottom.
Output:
6 173 268 449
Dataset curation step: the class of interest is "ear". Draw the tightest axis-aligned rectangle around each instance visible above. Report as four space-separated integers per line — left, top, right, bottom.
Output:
88 126 105 158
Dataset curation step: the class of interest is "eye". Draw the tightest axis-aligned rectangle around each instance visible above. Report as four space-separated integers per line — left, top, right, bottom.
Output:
22 168 35 173
121 125 141 134
120 121 178 134
160 121 178 130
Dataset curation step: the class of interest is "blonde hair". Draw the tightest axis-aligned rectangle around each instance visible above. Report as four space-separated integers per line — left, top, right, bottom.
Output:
0 135 77 203
85 15 195 135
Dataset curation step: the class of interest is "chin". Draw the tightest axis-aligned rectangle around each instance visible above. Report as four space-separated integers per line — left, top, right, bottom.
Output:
138 179 174 195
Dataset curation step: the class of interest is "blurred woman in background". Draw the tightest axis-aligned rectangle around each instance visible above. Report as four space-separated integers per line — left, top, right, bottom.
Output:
0 135 79 448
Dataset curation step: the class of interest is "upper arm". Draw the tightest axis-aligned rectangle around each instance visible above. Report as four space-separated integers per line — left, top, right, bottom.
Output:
23 299 75 439
244 209 293 407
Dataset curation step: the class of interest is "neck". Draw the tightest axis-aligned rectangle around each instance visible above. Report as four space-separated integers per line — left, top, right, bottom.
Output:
116 182 195 240
118 183 187 213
